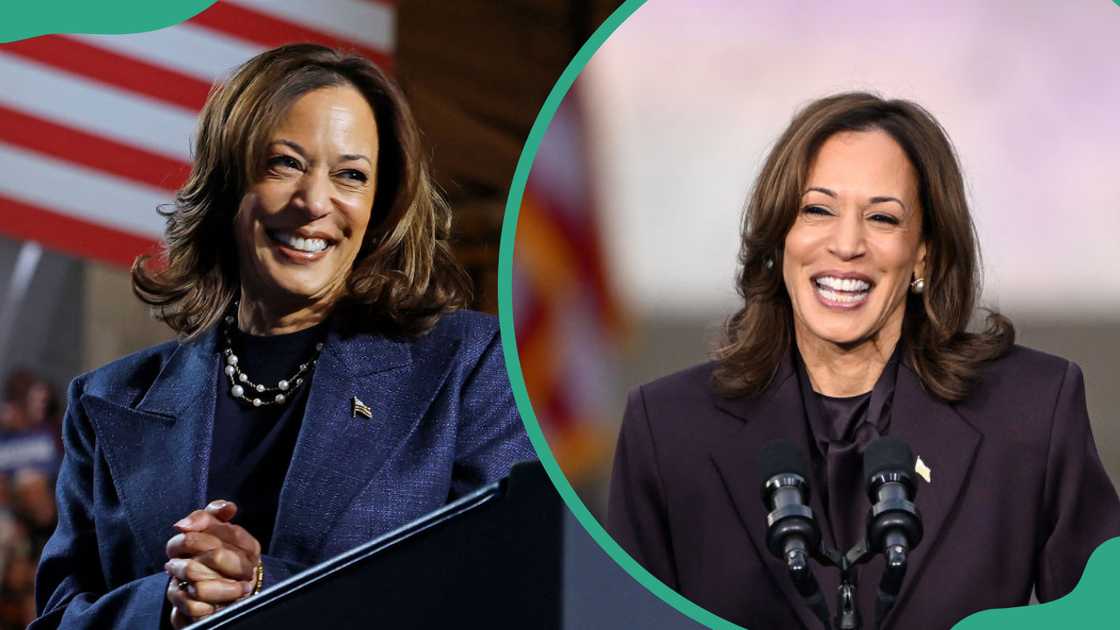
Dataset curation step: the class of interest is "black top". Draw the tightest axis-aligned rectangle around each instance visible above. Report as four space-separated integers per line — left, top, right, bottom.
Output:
207 322 327 552
811 390 872 552
796 344 902 554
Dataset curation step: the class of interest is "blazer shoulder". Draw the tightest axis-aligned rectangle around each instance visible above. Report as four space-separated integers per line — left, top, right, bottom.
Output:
980 344 1073 382
413 309 499 360
973 344 1075 399
953 344 1078 430
76 339 180 406
629 362 722 430
639 361 718 401
424 309 497 340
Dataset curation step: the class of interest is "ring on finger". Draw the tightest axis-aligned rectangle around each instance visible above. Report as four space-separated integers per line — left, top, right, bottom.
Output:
177 579 191 592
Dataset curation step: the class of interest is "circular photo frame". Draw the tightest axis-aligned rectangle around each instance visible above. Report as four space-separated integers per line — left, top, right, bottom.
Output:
501 1 1120 628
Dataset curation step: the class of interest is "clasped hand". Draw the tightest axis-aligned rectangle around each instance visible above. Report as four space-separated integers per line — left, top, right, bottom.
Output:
164 500 262 629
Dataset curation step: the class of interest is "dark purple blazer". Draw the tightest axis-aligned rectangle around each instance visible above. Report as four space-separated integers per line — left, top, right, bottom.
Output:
608 345 1120 629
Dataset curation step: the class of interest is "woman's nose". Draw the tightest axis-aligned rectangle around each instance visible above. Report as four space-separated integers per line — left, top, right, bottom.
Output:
293 171 331 218
828 211 866 260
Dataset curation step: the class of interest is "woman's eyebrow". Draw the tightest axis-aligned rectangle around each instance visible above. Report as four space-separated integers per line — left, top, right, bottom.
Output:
805 186 909 211
273 139 370 166
803 186 837 197
869 195 908 211
273 138 307 156
338 153 372 166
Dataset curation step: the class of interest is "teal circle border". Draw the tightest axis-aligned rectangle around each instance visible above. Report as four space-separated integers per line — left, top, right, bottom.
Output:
495 1 1120 629
496 1 743 628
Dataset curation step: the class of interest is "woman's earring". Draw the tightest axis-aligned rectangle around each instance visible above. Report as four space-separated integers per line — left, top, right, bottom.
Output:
910 276 925 295
764 257 774 270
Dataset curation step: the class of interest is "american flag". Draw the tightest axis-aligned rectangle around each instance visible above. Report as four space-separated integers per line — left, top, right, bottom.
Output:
513 86 626 486
0 0 395 267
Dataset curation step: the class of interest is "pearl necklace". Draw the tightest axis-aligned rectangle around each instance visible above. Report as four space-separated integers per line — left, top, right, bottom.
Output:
221 313 324 407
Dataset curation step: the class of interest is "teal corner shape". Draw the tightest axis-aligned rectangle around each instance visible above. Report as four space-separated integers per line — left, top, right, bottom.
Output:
954 536 1120 628
494 1 1120 628
2 0 217 43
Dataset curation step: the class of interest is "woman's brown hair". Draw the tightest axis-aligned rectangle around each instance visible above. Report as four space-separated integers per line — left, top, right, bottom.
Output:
132 43 471 339
713 92 1014 402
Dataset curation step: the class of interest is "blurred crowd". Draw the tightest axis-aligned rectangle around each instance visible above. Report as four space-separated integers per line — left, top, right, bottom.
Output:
0 369 61 629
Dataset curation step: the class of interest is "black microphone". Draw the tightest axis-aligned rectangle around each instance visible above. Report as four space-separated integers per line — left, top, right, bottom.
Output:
759 440 830 628
863 437 924 627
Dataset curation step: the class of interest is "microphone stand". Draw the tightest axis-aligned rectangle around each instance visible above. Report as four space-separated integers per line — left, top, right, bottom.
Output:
779 541 861 630
760 439 919 630
810 537 908 630
769 526 883 630
765 496 832 629
779 542 833 623
872 536 909 630
782 545 832 630
813 543 862 630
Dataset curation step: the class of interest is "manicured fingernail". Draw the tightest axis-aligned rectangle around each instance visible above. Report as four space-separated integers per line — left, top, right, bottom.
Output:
174 517 192 528
243 581 253 595
209 500 228 510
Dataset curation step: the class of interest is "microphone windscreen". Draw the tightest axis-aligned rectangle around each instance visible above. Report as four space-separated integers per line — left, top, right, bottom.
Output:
759 439 809 482
863 437 914 486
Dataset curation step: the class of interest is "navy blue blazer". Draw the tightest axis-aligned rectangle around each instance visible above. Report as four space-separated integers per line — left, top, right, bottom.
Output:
33 310 535 629
608 345 1120 629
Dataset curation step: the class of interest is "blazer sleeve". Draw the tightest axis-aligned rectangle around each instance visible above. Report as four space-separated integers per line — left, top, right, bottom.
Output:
258 554 307 590
606 386 680 589
1035 361 1120 601
32 379 171 630
449 325 536 499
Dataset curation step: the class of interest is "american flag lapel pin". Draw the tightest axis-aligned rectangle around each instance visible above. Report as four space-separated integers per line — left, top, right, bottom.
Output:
351 396 373 419
915 456 932 483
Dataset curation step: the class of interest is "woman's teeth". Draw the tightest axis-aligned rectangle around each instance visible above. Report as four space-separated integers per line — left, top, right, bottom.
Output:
271 231 329 253
816 287 867 304
815 276 870 292
814 276 871 305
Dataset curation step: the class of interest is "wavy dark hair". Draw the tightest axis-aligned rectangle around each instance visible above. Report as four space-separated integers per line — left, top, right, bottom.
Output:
713 92 1014 402
132 43 471 339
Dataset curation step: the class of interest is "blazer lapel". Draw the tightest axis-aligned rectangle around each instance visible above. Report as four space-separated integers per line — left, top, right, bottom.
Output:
880 363 981 628
707 354 981 629
269 325 460 561
85 330 218 571
709 357 833 630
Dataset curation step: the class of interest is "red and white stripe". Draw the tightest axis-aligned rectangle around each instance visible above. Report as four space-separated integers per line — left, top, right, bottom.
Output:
0 0 395 267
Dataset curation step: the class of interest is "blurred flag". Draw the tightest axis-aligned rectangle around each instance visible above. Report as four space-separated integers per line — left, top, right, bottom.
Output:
514 86 626 485
0 0 394 267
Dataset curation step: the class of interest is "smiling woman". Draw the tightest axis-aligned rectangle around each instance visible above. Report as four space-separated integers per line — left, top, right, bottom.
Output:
131 43 466 341
32 44 534 629
235 86 379 332
783 130 928 395
606 92 1120 629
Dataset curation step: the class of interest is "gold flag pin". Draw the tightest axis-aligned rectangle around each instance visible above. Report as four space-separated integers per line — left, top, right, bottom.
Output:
915 456 932 483
351 396 373 419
